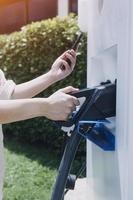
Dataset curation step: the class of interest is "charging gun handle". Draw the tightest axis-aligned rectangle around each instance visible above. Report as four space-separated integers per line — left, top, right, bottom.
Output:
69 87 95 99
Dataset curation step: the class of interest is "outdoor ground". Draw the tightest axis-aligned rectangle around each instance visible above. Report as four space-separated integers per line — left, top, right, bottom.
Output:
65 178 88 200
3 136 59 200
3 135 85 200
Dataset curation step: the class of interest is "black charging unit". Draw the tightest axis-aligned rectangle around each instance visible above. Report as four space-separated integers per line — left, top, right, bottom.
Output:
51 81 116 200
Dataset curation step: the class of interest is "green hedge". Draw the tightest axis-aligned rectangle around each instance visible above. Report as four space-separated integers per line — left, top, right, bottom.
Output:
1 14 87 150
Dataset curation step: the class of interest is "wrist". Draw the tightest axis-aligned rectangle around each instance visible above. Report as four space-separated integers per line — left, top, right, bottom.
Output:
36 97 49 117
47 69 58 84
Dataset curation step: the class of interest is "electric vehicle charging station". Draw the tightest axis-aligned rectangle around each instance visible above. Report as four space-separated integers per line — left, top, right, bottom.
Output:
78 0 133 200
52 1 133 199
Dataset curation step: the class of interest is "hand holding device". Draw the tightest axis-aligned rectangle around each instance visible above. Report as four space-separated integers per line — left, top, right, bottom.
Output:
60 33 83 70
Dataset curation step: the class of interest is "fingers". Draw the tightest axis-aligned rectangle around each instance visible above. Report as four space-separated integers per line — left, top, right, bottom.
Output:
65 49 76 59
59 86 80 108
60 86 79 94
65 52 76 68
60 87 80 120
70 49 76 57
64 98 80 121
60 49 76 59
48 87 80 121
61 60 71 71
72 96 80 106
60 49 76 68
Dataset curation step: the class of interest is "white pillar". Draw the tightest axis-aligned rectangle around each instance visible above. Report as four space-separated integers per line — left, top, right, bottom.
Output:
78 0 133 200
58 0 69 17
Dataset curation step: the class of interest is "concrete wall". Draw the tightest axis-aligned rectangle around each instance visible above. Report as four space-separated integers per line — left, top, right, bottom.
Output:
78 0 133 199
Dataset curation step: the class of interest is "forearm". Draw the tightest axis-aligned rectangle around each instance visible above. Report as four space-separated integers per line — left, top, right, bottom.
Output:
0 98 47 124
11 71 56 99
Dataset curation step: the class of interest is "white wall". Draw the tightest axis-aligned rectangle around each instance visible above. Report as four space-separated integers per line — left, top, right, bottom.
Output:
78 0 133 200
58 0 69 17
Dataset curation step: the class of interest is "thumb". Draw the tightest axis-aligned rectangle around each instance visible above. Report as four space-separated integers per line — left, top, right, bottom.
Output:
60 86 79 94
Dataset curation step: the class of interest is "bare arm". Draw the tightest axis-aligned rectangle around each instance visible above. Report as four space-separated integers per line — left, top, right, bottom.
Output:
11 50 76 99
11 71 56 99
0 87 79 124
0 98 45 124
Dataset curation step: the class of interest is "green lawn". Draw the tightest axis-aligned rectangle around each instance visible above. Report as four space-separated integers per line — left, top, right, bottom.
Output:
3 135 85 200
3 137 59 200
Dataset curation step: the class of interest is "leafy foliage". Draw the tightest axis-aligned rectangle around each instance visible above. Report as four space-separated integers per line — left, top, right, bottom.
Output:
1 14 87 150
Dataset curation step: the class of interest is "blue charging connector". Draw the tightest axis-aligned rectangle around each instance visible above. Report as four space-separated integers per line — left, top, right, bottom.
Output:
77 120 115 151
56 82 116 151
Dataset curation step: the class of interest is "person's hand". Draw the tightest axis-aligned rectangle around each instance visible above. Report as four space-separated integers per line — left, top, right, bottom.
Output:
44 86 79 121
50 50 76 81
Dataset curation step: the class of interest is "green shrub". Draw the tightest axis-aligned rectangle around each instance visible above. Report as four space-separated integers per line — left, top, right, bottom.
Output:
1 14 87 150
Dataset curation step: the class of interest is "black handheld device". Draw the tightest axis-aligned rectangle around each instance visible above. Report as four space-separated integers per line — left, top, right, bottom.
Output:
71 32 83 51
60 32 83 70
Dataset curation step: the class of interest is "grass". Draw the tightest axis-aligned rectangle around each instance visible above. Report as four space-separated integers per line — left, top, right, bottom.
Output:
3 136 60 200
3 135 86 200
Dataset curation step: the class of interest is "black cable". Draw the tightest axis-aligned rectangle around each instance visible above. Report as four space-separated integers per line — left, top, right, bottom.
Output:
64 160 86 196
51 129 82 200
76 161 86 180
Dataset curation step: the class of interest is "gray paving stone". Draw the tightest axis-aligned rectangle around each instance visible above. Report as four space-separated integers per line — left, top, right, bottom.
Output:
65 178 88 200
